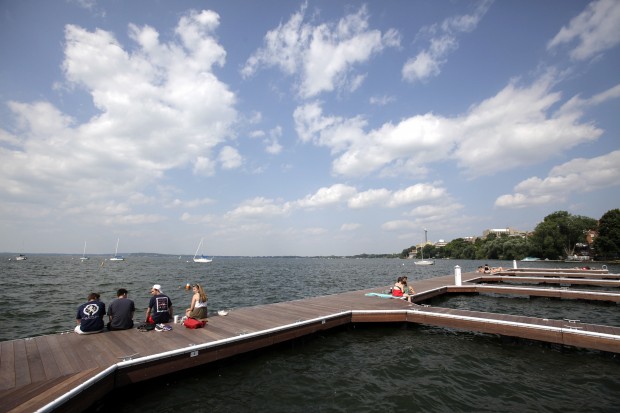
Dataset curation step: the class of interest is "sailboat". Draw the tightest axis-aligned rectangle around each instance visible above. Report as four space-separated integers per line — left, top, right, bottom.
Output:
80 241 89 261
193 238 212 263
414 229 435 266
109 238 125 261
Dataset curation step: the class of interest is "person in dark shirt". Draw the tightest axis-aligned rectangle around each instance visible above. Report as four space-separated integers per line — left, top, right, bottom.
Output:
107 288 135 331
75 292 105 334
145 284 173 324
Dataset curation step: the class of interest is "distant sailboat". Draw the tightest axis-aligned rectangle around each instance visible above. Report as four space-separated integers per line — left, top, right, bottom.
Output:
193 238 212 263
414 229 435 266
15 254 27 261
80 241 89 261
109 238 125 261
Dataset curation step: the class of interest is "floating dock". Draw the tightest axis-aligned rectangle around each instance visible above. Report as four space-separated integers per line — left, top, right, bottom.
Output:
1 268 619 412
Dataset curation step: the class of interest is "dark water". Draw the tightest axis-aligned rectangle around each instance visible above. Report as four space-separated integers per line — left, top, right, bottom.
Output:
1 257 619 412
426 293 620 327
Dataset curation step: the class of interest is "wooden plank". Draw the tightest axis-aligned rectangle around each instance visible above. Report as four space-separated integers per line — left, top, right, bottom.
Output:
23 339 45 385
43 334 83 376
0 341 15 390
5 368 110 413
12 340 30 388
32 336 61 381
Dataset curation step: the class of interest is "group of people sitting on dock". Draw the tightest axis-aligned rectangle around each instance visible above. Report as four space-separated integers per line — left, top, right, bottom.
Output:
391 276 415 302
477 264 505 274
74 283 208 335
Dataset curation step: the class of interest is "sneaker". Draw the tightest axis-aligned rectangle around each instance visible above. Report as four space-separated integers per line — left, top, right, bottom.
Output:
155 324 164 332
162 325 173 331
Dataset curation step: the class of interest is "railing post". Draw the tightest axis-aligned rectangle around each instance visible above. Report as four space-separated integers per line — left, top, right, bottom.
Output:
454 265 462 286
513 259 517 269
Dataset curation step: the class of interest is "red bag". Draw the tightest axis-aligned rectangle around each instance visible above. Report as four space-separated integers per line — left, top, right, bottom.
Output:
183 317 206 329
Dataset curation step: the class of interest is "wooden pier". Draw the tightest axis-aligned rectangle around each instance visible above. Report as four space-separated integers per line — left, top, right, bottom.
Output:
1 268 619 412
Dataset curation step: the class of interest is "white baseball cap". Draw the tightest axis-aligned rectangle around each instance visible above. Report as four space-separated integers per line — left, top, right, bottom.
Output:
151 284 163 293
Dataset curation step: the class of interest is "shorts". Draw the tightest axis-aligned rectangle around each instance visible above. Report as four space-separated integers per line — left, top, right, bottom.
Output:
188 307 208 319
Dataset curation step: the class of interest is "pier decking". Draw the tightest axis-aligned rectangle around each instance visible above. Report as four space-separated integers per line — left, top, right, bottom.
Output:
1 269 619 412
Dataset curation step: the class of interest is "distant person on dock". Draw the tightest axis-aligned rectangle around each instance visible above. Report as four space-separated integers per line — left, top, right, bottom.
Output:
146 284 173 324
74 293 106 334
402 276 415 295
483 264 491 274
391 277 411 302
107 288 135 331
185 283 208 320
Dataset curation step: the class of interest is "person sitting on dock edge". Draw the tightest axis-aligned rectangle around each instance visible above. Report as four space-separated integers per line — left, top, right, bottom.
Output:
75 292 106 334
185 283 208 321
107 288 135 331
146 284 173 324
391 277 411 302
402 276 415 295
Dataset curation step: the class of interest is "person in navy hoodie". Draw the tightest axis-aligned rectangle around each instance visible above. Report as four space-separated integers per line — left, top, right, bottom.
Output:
75 292 106 334
145 284 173 324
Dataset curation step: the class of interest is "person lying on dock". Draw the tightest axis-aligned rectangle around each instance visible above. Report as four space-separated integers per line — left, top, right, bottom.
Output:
75 292 106 335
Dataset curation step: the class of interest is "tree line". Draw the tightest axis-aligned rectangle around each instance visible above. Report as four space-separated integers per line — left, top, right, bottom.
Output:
399 209 620 262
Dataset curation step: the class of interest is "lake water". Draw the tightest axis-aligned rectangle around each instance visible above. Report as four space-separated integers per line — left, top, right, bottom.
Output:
1 256 618 412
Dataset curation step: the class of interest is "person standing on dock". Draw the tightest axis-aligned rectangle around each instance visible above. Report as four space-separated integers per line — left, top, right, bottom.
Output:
107 288 135 331
146 284 173 324
74 293 106 334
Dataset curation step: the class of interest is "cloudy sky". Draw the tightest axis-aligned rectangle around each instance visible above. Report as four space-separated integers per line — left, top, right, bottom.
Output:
1 0 619 256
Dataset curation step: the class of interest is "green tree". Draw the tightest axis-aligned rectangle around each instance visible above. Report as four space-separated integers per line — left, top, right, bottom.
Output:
529 211 597 260
594 209 620 260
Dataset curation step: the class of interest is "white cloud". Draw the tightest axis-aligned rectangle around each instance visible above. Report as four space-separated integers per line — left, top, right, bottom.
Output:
296 184 358 209
220 182 449 225
294 74 612 179
0 10 238 224
381 220 418 231
387 184 446 207
495 150 620 208
225 197 293 220
171 198 215 208
242 3 400 98
404 203 464 220
547 0 620 61
340 223 361 231
348 188 391 208
403 0 491 83
218 146 243 169
369 95 395 106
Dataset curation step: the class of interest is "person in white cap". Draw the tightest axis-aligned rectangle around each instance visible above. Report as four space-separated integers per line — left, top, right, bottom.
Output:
145 284 173 324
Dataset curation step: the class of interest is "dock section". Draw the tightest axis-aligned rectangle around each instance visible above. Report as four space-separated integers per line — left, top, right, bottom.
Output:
1 269 619 412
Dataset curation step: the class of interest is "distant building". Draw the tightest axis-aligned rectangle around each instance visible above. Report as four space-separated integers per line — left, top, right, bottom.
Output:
434 239 447 248
482 227 526 238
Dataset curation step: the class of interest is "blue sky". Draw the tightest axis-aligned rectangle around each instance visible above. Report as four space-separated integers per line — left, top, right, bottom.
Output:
1 0 619 256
